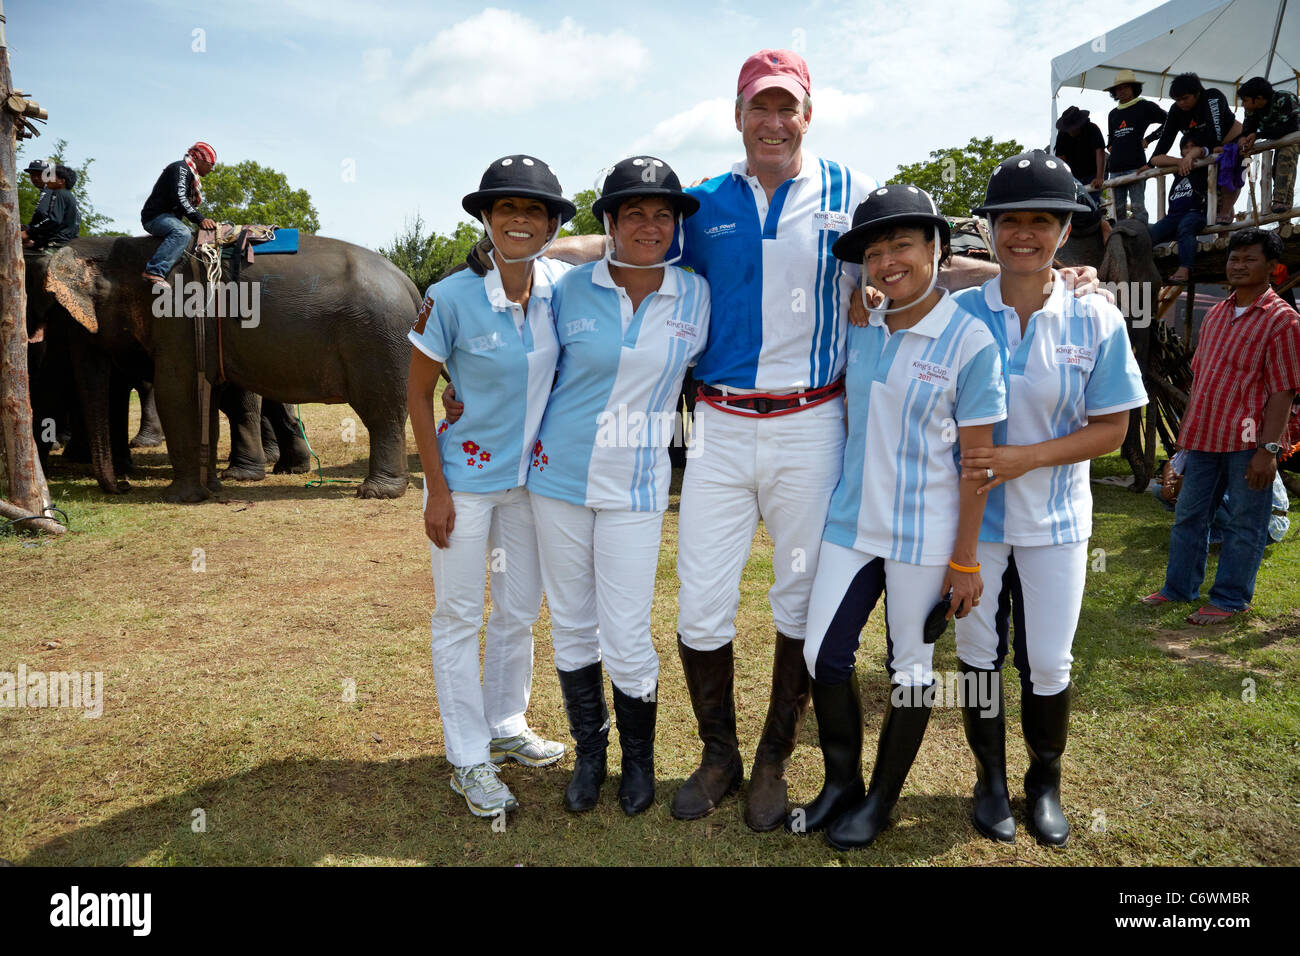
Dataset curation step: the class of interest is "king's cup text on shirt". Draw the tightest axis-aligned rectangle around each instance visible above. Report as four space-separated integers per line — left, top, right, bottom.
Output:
908 359 953 386
811 210 851 234
1054 344 1095 369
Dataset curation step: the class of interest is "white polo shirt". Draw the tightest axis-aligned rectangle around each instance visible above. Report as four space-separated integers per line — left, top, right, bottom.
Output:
528 259 710 512
823 291 1006 565
408 257 569 493
681 151 876 390
953 276 1148 546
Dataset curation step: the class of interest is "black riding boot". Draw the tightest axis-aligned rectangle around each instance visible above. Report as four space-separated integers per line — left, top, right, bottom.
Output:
826 682 932 850
1023 683 1071 846
671 637 743 820
959 661 1015 843
556 663 609 813
611 683 657 816
787 671 864 834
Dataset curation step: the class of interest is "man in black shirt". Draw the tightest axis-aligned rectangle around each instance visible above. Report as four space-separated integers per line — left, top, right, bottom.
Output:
22 161 80 251
1054 105 1107 203
1104 69 1167 222
141 141 217 285
1239 76 1299 213
1151 73 1242 224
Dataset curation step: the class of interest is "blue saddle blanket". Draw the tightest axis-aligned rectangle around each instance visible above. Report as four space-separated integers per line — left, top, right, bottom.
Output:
253 228 299 254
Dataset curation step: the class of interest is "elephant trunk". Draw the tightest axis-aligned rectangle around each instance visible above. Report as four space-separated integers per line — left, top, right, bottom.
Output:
68 330 128 494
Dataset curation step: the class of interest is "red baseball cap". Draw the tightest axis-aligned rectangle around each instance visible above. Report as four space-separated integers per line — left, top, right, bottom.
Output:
737 49 810 104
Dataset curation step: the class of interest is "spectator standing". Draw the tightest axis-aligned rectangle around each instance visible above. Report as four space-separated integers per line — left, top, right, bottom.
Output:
1239 76 1299 214
1054 106 1107 203
1104 70 1167 222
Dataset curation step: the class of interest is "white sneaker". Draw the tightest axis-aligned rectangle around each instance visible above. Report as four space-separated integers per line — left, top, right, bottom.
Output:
490 727 566 767
450 763 519 818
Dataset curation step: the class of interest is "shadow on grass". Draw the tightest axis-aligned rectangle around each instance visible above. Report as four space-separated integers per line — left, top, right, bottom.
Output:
19 757 982 866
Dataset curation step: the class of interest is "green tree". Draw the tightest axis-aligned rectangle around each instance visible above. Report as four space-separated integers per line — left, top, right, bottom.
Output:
17 138 118 235
892 136 1027 218
199 159 321 233
378 216 480 292
561 188 602 236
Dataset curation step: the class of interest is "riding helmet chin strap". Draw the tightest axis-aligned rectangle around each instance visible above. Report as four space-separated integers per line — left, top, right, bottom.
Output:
479 212 561 264
603 212 685 269
862 238 942 315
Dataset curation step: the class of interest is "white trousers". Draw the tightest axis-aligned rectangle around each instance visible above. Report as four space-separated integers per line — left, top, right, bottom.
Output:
804 540 949 687
676 397 846 650
530 493 665 698
953 540 1088 696
427 484 541 767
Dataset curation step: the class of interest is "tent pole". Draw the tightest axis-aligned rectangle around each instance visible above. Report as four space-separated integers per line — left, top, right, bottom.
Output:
1265 0 1287 78
1050 92 1060 152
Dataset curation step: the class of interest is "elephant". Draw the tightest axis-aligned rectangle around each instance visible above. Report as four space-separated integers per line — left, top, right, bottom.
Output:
27 235 420 502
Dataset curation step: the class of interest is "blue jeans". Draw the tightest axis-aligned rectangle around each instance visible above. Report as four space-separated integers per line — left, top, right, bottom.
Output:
143 214 194 278
1111 169 1148 222
1147 210 1203 270
1148 479 1229 543
1161 449 1274 610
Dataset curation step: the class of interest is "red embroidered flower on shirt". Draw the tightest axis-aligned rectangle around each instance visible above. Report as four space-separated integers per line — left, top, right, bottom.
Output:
532 439 545 471
462 440 480 455
437 421 448 435
479 451 491 462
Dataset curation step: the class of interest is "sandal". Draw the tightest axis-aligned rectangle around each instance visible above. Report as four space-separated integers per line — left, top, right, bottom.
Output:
1271 203 1289 214
1140 592 1171 607
1186 605 1239 625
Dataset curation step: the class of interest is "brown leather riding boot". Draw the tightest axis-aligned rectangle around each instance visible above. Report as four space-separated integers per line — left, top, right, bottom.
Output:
670 636 743 820
745 631 812 831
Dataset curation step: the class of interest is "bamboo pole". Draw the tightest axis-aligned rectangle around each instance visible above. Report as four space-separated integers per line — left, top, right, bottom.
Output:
0 0 61 534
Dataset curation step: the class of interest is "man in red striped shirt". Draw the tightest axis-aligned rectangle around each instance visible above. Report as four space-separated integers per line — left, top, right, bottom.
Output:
1143 228 1300 624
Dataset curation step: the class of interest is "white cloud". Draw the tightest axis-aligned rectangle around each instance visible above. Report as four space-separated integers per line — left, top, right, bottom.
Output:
380 8 649 123
629 97 736 154
809 87 873 127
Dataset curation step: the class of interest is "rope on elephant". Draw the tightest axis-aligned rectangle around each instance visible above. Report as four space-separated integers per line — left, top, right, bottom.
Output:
294 405 359 488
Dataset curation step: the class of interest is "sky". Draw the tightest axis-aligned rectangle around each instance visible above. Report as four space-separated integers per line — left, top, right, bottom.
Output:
8 0 1175 250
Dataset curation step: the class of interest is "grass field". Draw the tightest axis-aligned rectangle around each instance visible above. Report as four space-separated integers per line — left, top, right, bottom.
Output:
1 397 1298 866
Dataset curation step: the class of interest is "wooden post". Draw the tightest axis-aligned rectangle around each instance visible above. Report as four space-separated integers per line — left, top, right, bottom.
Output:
1186 281 1198 353
0 1 62 534
1156 175 1167 220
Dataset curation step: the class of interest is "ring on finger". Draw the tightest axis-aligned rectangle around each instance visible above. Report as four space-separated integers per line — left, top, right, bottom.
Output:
985 468 995 479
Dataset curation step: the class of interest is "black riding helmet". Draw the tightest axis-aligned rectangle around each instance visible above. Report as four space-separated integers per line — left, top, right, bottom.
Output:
591 156 700 228
831 183 950 263
462 154 577 223
973 149 1092 217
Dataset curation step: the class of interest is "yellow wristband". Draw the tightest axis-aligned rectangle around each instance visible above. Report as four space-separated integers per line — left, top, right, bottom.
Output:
948 560 981 574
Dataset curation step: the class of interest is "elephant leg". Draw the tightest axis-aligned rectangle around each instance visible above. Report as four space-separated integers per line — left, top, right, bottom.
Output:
267 401 312 474
110 367 134 478
67 330 128 494
206 388 223 494
151 321 210 503
220 384 267 481
261 411 280 465
61 400 91 463
130 380 166 448
350 395 409 499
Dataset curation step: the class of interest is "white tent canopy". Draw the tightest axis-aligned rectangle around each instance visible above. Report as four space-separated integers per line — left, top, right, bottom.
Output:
1050 0 1298 141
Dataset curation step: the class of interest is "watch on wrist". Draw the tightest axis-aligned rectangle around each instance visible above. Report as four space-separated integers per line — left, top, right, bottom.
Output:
1261 442 1282 456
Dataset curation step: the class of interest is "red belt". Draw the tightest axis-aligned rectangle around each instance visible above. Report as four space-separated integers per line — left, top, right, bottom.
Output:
697 379 845 418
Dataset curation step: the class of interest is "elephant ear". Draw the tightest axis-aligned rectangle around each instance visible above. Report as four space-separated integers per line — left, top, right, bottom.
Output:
44 244 101 334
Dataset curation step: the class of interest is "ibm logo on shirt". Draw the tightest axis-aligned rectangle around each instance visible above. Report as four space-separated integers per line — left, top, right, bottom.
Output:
566 318 598 336
468 331 508 353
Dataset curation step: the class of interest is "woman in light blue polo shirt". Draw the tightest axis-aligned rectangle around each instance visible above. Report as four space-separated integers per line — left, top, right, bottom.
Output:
408 155 575 820
529 157 709 816
789 185 1006 850
953 150 1147 847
